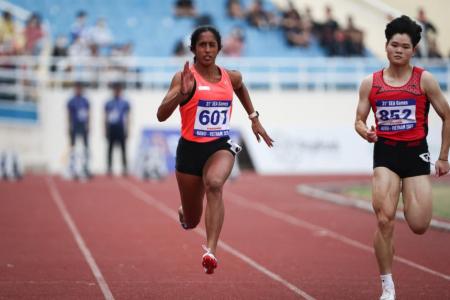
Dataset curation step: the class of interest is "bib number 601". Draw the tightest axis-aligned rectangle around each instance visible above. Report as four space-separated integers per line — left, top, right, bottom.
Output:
199 110 228 125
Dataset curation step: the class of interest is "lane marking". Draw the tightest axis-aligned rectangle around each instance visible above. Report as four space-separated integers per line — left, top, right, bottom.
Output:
46 177 115 300
297 184 450 232
226 190 450 281
118 179 315 300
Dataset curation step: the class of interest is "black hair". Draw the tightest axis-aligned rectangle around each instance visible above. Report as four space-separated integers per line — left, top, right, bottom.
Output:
190 25 222 52
385 15 422 47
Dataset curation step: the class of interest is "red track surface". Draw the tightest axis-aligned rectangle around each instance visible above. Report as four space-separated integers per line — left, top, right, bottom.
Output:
1 173 449 299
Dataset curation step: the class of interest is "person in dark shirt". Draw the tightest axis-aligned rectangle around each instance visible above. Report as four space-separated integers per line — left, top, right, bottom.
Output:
67 81 91 178
104 82 131 176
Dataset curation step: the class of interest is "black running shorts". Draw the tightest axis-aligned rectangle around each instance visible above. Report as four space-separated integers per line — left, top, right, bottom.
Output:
373 137 431 178
176 136 241 177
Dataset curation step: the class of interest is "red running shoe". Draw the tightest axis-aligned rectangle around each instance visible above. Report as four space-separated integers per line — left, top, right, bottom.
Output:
202 246 218 274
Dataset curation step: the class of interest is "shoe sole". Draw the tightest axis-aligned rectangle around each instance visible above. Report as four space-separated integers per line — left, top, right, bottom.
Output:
202 255 217 274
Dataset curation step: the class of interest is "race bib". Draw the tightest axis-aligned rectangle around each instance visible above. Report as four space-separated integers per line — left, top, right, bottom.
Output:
107 109 120 124
77 108 88 122
375 99 416 132
194 100 231 137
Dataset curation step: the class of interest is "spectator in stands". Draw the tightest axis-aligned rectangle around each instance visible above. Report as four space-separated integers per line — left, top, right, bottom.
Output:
328 29 349 56
226 0 245 19
23 13 46 56
174 0 197 17
246 0 277 29
319 5 339 54
195 14 214 27
67 81 91 179
415 8 439 58
281 1 310 47
344 15 365 56
173 38 189 57
222 27 245 56
104 82 131 176
69 25 90 57
0 10 24 55
50 35 69 73
86 18 113 54
416 7 436 35
70 10 88 45
427 35 442 58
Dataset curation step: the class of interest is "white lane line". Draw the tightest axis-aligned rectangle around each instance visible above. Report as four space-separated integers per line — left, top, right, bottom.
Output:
117 179 315 300
297 184 450 232
226 190 450 282
46 177 115 300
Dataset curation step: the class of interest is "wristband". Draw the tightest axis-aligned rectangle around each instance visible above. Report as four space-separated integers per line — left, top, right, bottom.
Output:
248 111 259 119
438 158 448 161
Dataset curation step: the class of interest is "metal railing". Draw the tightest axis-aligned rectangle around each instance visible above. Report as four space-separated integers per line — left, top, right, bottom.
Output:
0 56 449 102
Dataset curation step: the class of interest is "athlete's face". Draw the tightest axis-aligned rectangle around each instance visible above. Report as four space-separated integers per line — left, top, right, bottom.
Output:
193 31 219 65
386 33 416 66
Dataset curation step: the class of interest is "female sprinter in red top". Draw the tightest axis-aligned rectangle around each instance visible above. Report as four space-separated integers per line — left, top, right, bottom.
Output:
157 26 273 274
355 15 450 300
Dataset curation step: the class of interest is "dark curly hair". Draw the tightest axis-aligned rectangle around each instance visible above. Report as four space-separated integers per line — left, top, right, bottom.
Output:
385 15 422 47
190 25 222 52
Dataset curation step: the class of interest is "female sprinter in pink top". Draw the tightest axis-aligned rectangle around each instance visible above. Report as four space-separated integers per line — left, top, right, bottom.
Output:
157 26 273 274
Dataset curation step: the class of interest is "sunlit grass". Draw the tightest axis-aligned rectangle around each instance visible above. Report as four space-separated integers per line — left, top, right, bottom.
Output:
343 184 450 220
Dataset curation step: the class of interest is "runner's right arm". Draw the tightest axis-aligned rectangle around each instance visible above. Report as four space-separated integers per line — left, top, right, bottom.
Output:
355 75 377 142
157 61 194 122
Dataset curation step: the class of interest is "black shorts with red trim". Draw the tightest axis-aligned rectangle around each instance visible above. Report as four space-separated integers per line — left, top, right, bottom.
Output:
373 137 430 178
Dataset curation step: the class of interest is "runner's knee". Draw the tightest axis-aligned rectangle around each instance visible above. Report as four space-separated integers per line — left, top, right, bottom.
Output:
204 177 224 194
373 204 395 234
407 219 430 235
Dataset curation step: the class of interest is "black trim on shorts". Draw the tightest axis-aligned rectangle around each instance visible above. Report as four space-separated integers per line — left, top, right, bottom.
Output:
373 137 431 178
175 136 237 177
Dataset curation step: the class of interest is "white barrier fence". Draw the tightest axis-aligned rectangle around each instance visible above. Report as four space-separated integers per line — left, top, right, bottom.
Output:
1 56 449 103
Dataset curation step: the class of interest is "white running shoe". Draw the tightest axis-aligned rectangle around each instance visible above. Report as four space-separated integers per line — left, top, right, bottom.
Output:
380 287 395 300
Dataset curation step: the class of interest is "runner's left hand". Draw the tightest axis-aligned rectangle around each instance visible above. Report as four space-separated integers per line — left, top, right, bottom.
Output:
251 119 274 147
435 159 450 177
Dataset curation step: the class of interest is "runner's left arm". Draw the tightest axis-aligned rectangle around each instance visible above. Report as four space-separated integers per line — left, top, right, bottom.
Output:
227 69 274 147
422 71 450 176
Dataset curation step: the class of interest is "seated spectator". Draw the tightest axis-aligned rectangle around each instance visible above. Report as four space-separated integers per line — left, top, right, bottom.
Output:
319 5 339 54
86 18 113 54
222 27 245 56
69 35 90 57
246 0 277 29
173 38 189 57
0 10 24 55
70 10 88 45
280 1 300 32
174 0 197 17
195 14 214 27
50 35 69 73
328 29 350 56
226 0 245 19
23 13 46 56
281 2 310 47
344 15 365 56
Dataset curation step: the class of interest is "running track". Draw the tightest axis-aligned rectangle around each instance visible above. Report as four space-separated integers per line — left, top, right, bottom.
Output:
0 173 449 299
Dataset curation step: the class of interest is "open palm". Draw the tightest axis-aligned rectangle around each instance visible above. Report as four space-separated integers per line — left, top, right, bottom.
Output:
180 61 194 95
